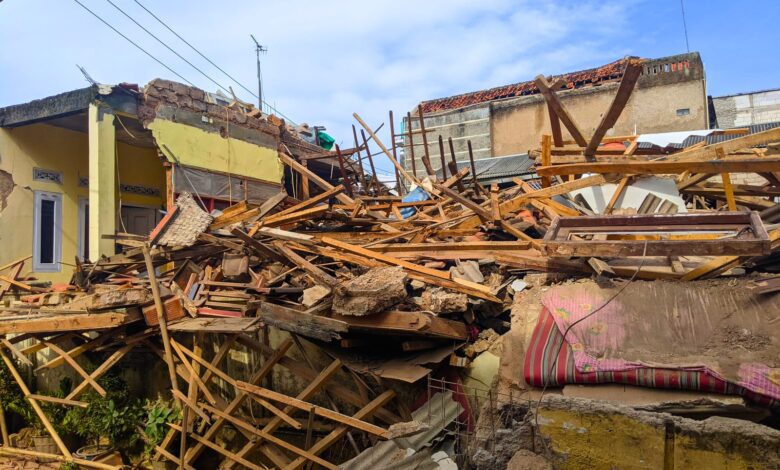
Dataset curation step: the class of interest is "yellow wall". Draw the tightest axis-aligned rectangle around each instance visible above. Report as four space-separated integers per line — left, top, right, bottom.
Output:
537 405 776 469
146 118 283 183
0 122 164 283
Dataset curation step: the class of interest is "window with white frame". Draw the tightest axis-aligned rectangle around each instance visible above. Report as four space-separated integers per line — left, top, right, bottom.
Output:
33 191 62 272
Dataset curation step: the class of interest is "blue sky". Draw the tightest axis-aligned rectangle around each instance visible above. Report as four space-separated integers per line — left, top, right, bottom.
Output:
2 0 779 177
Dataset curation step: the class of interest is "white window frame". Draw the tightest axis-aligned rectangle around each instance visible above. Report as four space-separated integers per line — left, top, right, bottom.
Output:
77 197 89 262
32 191 62 272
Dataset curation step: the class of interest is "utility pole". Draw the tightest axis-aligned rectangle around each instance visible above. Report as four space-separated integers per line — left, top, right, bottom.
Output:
250 35 267 112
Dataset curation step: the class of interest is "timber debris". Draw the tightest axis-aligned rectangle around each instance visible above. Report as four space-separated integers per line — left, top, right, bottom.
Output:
2 58 780 469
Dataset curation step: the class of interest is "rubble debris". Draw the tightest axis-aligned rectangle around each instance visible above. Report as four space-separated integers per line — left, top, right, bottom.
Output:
333 266 408 316
152 192 212 247
301 285 331 308
418 287 469 313
1 59 780 470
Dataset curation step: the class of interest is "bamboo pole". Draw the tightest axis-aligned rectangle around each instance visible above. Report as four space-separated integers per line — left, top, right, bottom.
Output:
142 245 181 404
0 349 71 457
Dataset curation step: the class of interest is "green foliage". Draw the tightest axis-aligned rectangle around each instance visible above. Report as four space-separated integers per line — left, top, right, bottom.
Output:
59 462 80 470
143 398 180 455
62 374 143 450
0 357 41 431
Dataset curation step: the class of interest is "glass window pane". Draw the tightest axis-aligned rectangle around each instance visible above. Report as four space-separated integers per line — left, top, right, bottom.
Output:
40 199 54 264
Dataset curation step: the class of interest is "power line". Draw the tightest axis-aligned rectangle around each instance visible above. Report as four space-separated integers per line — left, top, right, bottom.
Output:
132 0 256 100
104 0 233 97
71 0 194 86
131 0 295 123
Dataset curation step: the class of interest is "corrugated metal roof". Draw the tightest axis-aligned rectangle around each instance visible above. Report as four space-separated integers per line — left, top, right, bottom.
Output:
340 390 462 470
434 154 535 184
637 122 780 150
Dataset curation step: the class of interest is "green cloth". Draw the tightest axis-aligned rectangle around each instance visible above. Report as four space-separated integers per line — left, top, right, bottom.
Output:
317 130 335 150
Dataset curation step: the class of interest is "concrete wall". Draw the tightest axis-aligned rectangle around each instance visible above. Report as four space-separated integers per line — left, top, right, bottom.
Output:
491 71 707 156
402 104 491 174
408 53 708 165
0 122 164 283
711 89 780 128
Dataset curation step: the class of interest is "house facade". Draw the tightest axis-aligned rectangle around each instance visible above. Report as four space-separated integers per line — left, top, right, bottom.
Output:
0 80 323 282
402 52 708 179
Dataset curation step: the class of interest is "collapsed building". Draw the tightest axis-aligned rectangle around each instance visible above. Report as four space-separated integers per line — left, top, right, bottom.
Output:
0 53 779 470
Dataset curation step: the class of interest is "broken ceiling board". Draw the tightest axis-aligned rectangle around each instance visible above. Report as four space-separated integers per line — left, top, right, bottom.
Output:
543 212 770 258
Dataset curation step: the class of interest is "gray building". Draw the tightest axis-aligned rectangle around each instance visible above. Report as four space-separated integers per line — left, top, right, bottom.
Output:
710 88 780 129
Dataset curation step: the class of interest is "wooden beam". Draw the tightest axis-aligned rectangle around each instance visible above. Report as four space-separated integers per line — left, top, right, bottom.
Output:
143 245 181 404
721 173 737 211
279 152 355 205
0 312 140 335
604 176 630 214
537 157 780 176
584 60 643 156
283 390 396 470
541 134 552 187
235 382 389 437
354 113 419 187
0 349 71 457
534 75 587 147
265 185 344 222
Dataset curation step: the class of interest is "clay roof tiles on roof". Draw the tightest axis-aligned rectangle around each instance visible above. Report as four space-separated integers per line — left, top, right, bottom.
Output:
420 56 637 114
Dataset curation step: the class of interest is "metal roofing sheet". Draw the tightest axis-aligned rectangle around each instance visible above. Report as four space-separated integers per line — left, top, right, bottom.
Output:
340 390 462 470
636 122 780 150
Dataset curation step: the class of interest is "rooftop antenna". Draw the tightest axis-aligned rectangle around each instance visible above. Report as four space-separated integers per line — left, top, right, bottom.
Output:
250 35 268 113
680 0 690 53
77 64 97 86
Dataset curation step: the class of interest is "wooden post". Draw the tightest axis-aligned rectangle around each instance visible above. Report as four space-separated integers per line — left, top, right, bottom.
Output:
467 140 483 195
541 134 552 188
389 110 405 195
406 112 418 179
438 135 448 180
300 160 310 200
0 349 71 457
334 145 353 197
142 245 181 403
416 105 435 176
722 172 737 211
448 137 466 192
164 162 175 211
360 130 381 195
0 403 9 447
353 113 419 188
351 125 368 191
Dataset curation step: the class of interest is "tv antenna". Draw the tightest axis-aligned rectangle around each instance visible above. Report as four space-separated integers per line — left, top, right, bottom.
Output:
250 35 268 112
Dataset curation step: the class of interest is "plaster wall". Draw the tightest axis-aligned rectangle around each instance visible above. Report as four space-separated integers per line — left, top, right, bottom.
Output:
0 123 163 283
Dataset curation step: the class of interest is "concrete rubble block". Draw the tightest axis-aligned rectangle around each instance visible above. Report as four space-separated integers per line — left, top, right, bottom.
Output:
333 266 408 316
302 285 331 308
464 328 501 358
418 287 468 313
507 450 553 470
189 87 205 101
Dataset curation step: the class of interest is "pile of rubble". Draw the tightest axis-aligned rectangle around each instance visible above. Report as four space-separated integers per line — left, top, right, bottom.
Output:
1 59 780 469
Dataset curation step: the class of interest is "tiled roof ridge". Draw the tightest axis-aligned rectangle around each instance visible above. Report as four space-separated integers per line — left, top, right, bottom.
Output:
420 56 642 114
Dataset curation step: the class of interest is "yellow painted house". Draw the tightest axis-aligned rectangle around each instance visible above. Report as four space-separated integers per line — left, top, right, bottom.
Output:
0 79 328 283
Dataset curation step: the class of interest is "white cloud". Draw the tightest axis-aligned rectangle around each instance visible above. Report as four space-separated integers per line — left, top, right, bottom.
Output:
0 0 637 175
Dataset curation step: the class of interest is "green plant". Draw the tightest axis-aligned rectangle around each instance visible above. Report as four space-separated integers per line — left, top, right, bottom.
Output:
59 462 80 470
62 374 143 450
143 398 180 455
